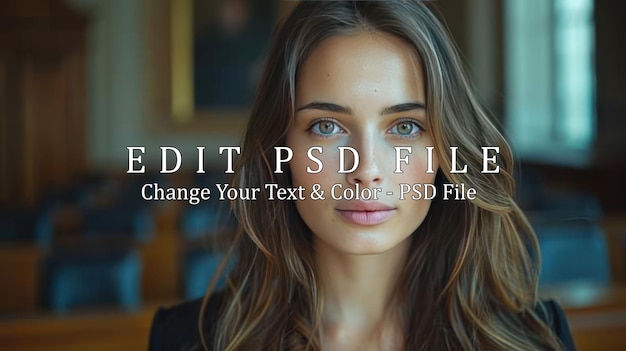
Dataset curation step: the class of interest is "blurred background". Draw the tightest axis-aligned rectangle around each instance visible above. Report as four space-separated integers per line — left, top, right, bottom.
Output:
0 0 625 350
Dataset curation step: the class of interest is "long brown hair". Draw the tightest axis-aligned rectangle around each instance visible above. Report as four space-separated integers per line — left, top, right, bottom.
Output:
201 1 565 350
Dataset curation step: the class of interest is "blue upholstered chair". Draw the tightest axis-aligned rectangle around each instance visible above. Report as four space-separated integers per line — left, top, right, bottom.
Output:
0 205 57 247
41 248 142 313
180 205 221 240
535 219 611 287
183 250 230 299
82 204 155 242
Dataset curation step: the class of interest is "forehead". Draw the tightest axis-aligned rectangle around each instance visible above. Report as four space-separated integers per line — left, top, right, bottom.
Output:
295 31 425 105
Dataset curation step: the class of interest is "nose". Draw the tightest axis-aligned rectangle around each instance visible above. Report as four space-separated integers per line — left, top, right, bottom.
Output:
346 134 384 188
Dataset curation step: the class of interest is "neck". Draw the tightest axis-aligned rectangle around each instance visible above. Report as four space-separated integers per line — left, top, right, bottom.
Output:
314 237 411 330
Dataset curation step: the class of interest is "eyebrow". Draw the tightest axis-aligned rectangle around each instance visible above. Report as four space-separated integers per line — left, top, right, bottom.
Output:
295 102 426 115
296 102 352 114
380 102 426 115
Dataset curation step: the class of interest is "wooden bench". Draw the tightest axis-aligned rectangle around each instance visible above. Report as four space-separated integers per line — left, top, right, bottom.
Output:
542 282 626 351
0 303 163 351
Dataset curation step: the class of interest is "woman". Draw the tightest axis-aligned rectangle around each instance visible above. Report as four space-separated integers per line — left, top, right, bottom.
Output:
150 1 576 350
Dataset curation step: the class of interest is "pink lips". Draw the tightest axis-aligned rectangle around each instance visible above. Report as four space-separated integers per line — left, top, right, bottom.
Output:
335 201 396 226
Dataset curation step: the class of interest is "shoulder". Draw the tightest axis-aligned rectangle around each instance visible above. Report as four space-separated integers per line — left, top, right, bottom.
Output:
149 292 225 351
535 300 577 351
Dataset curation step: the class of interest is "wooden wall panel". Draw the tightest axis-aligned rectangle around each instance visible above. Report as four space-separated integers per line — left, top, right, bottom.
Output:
0 53 27 206
0 0 87 207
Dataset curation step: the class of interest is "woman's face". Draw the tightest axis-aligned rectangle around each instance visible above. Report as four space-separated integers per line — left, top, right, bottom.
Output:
286 32 438 255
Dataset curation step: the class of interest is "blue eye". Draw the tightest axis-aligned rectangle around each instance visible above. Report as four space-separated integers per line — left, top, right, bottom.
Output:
309 119 344 136
389 120 422 136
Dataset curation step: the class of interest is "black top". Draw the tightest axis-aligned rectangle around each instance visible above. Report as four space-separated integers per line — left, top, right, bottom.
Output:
149 294 577 351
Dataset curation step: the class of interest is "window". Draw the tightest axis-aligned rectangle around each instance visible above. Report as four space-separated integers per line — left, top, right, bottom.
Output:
504 0 595 165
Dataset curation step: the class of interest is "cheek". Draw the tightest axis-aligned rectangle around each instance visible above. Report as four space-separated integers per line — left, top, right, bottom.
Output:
289 148 341 186
400 150 439 184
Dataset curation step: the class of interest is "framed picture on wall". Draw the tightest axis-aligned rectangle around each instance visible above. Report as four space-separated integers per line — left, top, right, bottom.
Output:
145 0 296 134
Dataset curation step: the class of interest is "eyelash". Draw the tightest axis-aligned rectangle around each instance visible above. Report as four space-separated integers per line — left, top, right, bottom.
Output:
387 118 425 138
307 118 345 138
307 118 425 138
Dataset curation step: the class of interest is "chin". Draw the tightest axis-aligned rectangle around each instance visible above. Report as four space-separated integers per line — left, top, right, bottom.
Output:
320 231 410 256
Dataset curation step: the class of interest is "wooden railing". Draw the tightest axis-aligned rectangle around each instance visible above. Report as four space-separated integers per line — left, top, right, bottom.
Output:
0 304 159 351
